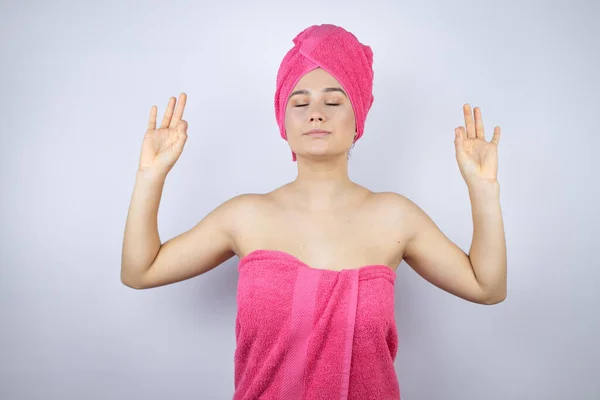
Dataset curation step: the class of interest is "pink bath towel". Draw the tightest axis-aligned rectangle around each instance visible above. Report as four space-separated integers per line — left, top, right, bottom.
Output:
234 250 400 399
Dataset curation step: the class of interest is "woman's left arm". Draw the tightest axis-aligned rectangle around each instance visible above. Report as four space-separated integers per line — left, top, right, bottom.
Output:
402 104 507 305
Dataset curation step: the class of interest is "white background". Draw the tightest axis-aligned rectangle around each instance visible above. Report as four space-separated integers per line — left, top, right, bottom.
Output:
1 0 598 399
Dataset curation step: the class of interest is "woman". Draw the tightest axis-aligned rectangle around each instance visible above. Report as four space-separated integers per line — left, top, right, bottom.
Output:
121 24 506 400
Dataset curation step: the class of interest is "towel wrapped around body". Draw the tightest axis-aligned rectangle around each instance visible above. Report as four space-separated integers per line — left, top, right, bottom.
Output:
233 249 400 400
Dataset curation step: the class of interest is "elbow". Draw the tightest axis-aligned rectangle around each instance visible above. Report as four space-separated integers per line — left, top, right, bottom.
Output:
481 290 507 305
121 276 143 290
120 268 147 290
477 277 507 305
121 279 144 290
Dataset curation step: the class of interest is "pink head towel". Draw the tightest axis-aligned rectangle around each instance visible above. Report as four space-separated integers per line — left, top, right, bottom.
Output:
274 24 375 161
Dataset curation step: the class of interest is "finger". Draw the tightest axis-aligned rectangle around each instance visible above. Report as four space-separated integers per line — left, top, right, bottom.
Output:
147 105 157 131
160 97 176 129
170 93 187 128
474 107 485 140
491 126 501 145
463 104 476 139
454 127 466 153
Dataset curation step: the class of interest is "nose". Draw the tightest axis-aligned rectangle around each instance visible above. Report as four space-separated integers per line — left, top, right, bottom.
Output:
309 108 326 123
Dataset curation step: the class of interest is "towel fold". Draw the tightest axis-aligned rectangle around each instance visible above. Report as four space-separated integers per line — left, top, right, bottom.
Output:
233 250 400 399
274 24 375 161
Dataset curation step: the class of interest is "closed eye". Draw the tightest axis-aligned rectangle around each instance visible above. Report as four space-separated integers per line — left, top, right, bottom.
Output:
295 104 340 107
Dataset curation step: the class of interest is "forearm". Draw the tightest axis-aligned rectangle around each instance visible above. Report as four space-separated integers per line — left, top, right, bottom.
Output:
121 170 166 282
467 181 507 302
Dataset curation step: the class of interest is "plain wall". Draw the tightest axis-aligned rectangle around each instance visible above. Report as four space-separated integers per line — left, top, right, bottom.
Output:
1 0 598 399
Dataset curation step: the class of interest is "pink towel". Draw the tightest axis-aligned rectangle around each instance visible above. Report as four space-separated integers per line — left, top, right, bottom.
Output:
274 24 375 161
234 250 400 399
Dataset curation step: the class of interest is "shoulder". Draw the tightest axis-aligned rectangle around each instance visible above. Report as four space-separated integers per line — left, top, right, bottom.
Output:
217 182 307 221
203 193 268 247
364 191 431 235
217 192 270 217
365 191 423 216
215 191 282 229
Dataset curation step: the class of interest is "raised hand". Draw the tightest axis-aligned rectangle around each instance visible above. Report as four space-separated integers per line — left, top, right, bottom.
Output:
454 104 501 186
138 93 188 177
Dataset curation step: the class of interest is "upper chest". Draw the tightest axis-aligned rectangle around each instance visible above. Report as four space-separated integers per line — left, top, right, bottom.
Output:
233 193 413 271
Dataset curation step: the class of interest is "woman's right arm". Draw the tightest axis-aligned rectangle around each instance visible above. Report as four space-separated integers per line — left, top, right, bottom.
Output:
120 93 238 289
120 170 239 289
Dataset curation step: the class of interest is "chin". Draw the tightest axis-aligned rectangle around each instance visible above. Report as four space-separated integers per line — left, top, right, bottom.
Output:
301 151 329 158
299 148 346 159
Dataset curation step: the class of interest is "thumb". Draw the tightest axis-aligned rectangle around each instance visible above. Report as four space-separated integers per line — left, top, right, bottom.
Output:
454 127 465 154
172 120 188 152
177 120 188 132
176 120 188 143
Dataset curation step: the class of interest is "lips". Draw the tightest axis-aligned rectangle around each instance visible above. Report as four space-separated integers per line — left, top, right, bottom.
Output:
304 129 331 136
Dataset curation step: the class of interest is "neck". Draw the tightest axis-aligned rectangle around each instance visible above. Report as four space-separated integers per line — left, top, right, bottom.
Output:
287 154 356 211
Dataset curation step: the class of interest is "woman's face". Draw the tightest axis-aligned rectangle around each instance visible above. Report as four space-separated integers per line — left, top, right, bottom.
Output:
284 68 356 160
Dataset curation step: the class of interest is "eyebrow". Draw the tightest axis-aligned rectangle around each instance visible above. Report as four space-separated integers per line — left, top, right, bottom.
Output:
288 87 347 99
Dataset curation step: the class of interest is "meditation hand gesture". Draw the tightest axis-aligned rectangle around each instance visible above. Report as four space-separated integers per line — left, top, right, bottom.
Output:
454 104 501 186
138 93 188 177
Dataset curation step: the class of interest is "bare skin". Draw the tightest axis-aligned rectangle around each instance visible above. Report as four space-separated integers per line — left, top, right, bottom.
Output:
121 68 507 305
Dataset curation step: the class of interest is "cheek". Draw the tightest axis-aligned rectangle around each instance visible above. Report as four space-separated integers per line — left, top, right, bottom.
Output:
284 108 304 138
336 107 356 128
284 107 301 127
